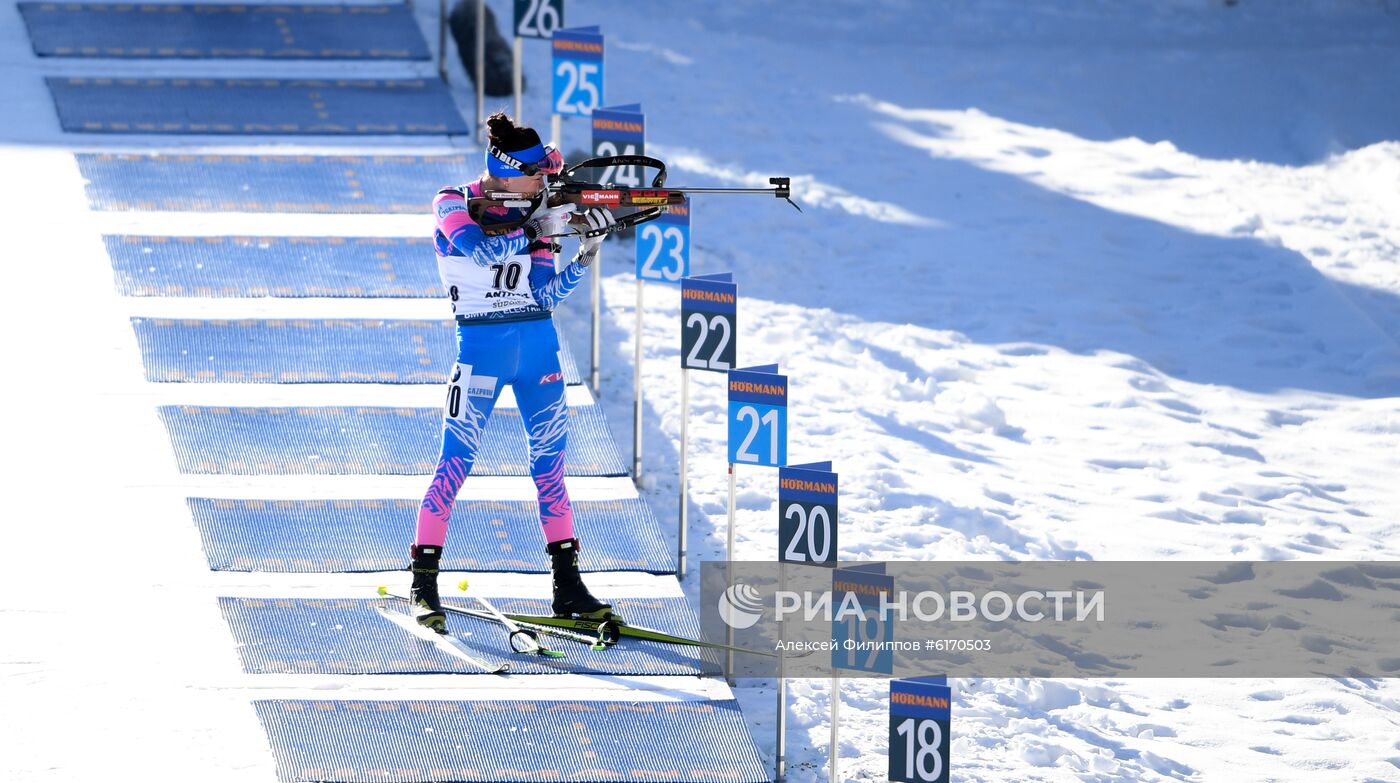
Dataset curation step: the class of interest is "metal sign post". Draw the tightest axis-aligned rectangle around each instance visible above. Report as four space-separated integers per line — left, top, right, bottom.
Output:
438 0 449 83
832 676 841 782
678 366 690 574
725 363 787 677
591 248 601 393
513 34 523 120
631 182 689 486
677 272 736 579
777 461 838 783
550 25 605 389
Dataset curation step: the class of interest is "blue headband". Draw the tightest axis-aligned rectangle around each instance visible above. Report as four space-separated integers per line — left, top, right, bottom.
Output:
486 143 547 178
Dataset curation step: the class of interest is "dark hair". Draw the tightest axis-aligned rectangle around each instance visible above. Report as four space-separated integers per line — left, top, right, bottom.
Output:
486 112 542 153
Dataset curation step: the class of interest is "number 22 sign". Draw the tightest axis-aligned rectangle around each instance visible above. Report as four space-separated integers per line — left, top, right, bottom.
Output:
681 273 735 372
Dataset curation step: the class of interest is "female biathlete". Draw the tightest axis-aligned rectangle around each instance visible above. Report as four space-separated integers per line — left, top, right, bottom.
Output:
408 113 616 633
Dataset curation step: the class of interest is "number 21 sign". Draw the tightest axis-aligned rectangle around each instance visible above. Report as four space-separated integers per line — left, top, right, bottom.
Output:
727 364 787 467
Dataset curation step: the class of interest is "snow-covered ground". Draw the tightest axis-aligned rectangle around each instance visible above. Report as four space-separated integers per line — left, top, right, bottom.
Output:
3 0 1400 781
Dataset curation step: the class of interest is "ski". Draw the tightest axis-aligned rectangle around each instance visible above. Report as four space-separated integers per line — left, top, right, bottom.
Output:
492 612 791 658
378 587 605 652
373 603 510 674
377 587 785 658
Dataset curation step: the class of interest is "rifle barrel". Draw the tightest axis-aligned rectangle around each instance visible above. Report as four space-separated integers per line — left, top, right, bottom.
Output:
666 187 782 194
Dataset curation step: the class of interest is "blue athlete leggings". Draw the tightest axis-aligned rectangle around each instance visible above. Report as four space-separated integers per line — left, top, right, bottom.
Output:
415 317 574 548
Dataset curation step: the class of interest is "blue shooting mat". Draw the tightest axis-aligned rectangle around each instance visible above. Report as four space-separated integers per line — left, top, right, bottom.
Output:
47 77 468 135
157 405 628 476
254 697 768 783
106 236 440 298
190 497 673 574
221 596 718 676
19 3 430 60
131 318 583 386
78 153 475 212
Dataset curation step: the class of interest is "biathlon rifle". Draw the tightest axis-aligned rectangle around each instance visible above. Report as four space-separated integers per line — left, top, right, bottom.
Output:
467 154 801 238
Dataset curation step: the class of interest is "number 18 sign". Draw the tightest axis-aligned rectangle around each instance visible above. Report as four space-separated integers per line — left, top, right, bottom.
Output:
889 676 951 783
727 364 787 467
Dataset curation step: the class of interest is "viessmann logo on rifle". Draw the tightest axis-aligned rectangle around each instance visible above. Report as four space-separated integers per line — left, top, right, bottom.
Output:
580 190 623 206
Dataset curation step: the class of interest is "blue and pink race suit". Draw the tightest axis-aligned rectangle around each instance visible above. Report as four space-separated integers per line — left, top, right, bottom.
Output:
414 182 589 550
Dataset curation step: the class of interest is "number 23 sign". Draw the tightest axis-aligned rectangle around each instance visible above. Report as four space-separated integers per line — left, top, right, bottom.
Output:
637 198 690 283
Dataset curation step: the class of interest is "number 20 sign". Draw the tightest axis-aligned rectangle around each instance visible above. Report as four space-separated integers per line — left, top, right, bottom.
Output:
778 461 836 565
552 26 603 117
727 364 787 467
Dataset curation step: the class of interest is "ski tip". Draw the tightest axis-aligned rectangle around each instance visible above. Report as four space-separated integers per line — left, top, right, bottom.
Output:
542 649 566 659
376 585 388 597
457 579 470 592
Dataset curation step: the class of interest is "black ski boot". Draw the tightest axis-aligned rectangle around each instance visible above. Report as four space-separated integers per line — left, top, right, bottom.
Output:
548 538 613 620
409 544 446 633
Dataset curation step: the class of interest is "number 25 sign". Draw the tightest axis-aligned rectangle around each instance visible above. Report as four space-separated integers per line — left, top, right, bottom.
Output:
552 26 603 116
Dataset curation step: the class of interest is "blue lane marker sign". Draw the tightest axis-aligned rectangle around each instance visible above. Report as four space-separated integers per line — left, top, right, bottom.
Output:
832 564 894 674
514 0 564 39
779 461 836 565
727 364 787 467
681 273 735 372
592 103 644 187
637 198 690 284
552 26 603 117
890 676 952 783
